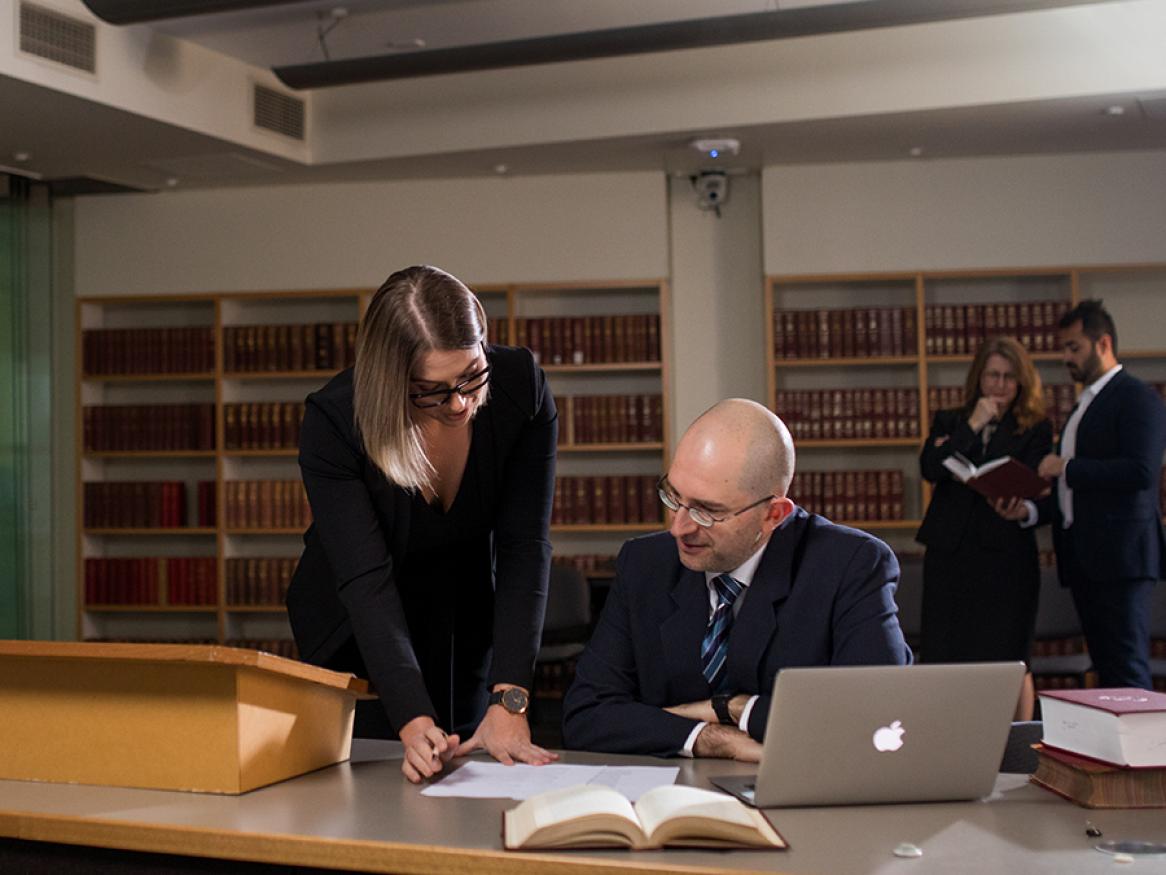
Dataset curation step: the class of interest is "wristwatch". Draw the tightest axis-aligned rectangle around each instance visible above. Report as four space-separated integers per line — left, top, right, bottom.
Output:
711 693 735 726
488 687 530 715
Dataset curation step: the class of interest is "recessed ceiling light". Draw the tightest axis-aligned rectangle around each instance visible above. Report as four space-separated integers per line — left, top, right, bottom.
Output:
909 146 924 158
690 138 740 159
493 164 509 176
165 177 179 188
12 152 30 162
1104 105 1125 116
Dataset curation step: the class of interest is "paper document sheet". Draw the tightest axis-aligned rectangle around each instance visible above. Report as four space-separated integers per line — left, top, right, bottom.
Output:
420 761 679 801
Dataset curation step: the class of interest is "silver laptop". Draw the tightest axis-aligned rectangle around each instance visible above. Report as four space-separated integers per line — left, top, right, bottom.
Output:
711 662 1025 807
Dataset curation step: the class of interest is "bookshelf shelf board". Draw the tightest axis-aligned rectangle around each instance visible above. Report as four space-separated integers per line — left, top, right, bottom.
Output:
795 438 921 449
1117 349 1166 360
834 519 922 531
83 605 218 613
226 605 288 613
83 527 218 536
551 523 661 533
541 362 661 374
225 528 305 536
84 450 218 459
927 352 1063 364
82 372 216 383
557 442 665 453
222 449 299 458
222 370 341 381
774 356 919 368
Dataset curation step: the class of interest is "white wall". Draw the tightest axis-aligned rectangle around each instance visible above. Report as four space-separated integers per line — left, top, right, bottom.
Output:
73 172 668 294
762 150 1166 274
667 173 765 440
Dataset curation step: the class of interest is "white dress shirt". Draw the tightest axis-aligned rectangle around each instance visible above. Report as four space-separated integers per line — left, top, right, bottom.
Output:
1022 364 1122 528
679 540 768 756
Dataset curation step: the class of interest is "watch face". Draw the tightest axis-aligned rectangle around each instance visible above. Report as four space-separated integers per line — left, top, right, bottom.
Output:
501 687 529 714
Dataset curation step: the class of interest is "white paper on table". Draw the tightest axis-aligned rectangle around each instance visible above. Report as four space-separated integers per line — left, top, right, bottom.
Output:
419 761 679 801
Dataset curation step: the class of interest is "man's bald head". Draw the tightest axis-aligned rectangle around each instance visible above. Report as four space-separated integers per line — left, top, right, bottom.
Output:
675 399 795 499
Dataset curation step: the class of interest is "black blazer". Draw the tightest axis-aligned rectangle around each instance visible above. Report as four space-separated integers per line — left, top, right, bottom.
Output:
916 408 1053 554
286 345 557 731
1038 368 1166 584
561 509 913 757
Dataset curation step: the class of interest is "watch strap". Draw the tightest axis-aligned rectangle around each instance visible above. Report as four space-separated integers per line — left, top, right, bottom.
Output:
711 693 734 725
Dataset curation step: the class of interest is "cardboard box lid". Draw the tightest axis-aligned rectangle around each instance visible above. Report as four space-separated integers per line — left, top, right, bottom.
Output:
0 641 370 697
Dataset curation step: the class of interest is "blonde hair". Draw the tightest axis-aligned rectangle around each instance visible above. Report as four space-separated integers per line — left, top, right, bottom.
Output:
354 265 488 490
963 335 1046 431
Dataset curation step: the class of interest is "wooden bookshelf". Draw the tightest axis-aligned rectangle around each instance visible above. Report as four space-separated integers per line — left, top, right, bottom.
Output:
766 262 1166 551
77 280 672 645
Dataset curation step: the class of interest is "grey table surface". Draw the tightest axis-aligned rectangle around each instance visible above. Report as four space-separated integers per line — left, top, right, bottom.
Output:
1 739 1164 875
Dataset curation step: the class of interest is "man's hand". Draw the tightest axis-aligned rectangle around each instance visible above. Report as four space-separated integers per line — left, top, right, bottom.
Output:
665 695 752 726
452 690 558 767
398 715 460 784
991 496 1029 521
1037 453 1066 480
692 724 762 762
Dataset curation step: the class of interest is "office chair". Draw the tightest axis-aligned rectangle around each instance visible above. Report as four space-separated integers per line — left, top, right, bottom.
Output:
999 721 1042 773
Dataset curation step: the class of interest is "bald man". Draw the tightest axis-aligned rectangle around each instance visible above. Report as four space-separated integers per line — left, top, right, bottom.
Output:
562 399 912 760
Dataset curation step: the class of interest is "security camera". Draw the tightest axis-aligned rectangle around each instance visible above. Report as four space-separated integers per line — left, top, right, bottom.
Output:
694 170 729 212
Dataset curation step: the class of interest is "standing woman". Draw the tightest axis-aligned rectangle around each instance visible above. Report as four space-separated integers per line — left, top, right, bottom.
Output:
287 265 558 783
916 336 1052 720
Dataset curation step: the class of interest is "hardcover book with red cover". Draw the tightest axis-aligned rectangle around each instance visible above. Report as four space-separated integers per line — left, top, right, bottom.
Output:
1039 688 1166 768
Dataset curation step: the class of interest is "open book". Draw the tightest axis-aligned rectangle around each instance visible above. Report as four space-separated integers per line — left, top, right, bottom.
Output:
941 453 1048 500
503 783 787 851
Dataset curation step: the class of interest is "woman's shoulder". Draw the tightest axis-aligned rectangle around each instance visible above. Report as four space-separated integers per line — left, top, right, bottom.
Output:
485 344 545 416
304 368 356 428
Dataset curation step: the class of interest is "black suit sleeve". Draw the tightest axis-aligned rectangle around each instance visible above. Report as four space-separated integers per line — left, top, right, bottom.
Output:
297 394 435 731
488 361 557 691
919 409 980 484
562 546 701 757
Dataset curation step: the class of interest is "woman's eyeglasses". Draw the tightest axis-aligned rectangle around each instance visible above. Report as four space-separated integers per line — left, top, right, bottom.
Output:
408 366 491 408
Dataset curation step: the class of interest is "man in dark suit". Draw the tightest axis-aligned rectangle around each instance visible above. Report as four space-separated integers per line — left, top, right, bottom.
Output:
562 399 912 760
1026 300 1166 689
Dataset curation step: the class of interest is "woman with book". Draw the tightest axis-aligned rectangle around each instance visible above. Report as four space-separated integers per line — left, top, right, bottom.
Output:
286 265 558 783
916 336 1052 720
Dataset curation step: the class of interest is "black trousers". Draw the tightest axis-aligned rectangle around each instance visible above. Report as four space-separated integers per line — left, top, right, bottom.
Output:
1058 532 1155 689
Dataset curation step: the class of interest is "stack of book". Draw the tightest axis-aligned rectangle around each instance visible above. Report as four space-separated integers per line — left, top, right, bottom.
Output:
1033 688 1166 808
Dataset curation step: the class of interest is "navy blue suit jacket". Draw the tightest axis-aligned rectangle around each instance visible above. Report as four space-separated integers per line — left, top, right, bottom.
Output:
1040 368 1166 584
562 508 913 757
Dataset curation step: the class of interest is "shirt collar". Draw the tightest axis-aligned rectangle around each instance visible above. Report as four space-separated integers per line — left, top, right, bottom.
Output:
1084 363 1121 397
703 531 768 590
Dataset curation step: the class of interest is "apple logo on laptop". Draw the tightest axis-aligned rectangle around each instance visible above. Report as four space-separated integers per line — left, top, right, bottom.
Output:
873 720 905 752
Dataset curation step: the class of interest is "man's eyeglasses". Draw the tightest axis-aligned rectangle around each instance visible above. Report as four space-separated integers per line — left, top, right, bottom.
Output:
656 476 774 528
408 366 491 408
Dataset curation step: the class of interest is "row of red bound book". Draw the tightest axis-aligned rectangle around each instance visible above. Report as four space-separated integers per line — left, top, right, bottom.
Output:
84 404 215 452
225 557 296 605
924 300 1067 356
515 314 661 365
552 476 662 526
222 480 311 530
84 557 217 606
553 554 617 577
82 327 214 376
773 306 918 360
559 394 664 445
84 481 215 528
773 389 921 441
789 469 905 522
223 322 357 373
223 402 305 451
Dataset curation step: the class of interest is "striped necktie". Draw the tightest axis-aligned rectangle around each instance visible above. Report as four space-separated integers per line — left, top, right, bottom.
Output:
701 574 744 692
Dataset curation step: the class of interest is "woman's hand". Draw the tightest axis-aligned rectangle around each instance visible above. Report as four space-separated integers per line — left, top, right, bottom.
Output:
968 396 1001 432
398 715 460 784
453 699 558 766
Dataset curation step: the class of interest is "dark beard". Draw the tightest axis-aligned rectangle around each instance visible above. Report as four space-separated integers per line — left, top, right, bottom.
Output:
1067 348 1102 384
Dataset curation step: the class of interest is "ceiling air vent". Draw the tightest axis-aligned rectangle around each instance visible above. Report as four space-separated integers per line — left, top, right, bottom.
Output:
253 85 305 141
19 2 96 74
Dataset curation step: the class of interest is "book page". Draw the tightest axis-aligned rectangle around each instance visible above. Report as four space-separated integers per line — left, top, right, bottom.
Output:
635 785 755 837
504 784 642 849
941 455 974 482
